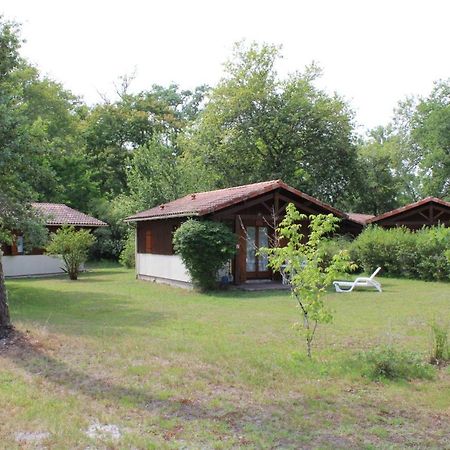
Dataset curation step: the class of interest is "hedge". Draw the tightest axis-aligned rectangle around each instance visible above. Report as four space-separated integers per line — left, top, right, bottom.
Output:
351 225 450 281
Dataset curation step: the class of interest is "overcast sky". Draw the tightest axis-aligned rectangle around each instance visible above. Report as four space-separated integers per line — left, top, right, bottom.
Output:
2 0 449 131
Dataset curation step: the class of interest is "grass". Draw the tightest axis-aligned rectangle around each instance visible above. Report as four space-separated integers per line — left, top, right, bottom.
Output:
0 264 449 449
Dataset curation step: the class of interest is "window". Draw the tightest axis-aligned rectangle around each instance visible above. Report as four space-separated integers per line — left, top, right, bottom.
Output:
16 235 24 254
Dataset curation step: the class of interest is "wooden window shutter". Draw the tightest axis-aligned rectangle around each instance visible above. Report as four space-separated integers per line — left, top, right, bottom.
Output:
145 229 152 253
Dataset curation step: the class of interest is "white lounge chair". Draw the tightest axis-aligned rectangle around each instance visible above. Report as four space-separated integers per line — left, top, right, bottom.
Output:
333 267 382 293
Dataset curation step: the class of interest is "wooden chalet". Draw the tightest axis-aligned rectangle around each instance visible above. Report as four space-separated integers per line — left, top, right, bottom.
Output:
126 180 361 287
3 203 107 277
366 197 450 230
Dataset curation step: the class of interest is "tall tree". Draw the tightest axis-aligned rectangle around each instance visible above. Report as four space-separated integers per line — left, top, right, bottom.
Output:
182 42 359 206
10 64 100 210
83 83 200 197
0 18 47 336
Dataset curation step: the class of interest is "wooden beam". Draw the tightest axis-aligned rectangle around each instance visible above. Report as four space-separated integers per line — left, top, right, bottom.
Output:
278 194 322 215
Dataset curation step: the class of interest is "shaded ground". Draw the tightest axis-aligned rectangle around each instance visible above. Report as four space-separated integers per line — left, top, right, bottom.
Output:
0 267 449 448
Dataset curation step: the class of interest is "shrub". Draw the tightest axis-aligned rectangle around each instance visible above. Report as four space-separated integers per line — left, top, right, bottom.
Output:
173 219 236 291
119 229 135 268
319 236 356 272
352 225 450 281
359 346 435 381
46 225 96 280
415 226 450 281
430 321 449 365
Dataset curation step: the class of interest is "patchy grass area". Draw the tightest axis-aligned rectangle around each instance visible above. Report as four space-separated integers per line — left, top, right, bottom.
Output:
1 265 449 449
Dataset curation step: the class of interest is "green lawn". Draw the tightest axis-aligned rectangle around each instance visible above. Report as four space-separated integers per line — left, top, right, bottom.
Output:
1 265 449 449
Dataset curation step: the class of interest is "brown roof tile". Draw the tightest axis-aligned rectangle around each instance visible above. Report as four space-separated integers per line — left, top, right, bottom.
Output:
125 180 345 222
346 213 375 225
32 203 107 227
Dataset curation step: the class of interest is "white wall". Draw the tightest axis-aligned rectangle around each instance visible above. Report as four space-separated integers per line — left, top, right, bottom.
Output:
3 255 65 277
137 253 191 285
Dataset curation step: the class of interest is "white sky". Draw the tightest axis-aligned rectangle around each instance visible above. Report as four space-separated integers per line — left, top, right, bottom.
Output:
2 0 449 131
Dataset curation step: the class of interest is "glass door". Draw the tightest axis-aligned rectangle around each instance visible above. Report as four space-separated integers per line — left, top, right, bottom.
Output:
245 225 271 278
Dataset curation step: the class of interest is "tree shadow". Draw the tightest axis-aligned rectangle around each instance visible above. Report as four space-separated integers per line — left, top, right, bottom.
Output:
0 330 213 421
7 284 170 337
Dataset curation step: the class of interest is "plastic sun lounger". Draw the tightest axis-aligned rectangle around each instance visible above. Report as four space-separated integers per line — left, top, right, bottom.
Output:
333 267 382 293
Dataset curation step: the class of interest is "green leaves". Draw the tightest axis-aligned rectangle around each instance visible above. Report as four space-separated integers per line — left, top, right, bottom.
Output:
182 41 358 205
262 203 354 357
173 219 236 291
46 225 95 280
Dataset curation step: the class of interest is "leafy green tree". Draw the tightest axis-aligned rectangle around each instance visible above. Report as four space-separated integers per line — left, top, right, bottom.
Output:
182 42 358 206
173 220 236 291
0 18 48 336
10 62 99 210
350 130 404 215
263 204 354 358
126 135 186 211
357 80 450 211
409 80 450 198
83 85 189 196
46 226 95 280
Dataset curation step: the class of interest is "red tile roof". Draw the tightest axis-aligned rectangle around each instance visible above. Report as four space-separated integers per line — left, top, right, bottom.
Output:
32 203 107 227
125 180 345 222
346 213 375 225
367 197 450 224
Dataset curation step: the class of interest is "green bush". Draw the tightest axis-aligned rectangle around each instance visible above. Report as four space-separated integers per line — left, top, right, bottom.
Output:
359 346 435 381
352 225 450 281
319 236 356 272
173 219 236 291
119 229 135 268
46 225 96 280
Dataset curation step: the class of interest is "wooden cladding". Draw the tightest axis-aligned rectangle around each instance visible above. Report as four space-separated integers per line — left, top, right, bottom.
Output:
137 218 181 255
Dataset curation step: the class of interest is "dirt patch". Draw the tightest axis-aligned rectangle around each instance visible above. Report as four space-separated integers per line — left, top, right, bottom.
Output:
85 423 121 441
15 431 50 443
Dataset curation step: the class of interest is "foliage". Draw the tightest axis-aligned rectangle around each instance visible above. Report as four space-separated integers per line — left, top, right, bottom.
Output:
0 17 49 333
359 346 435 381
353 79 450 213
352 225 450 281
46 225 95 280
430 321 449 365
173 219 236 291
87 196 136 261
83 82 206 197
119 229 135 268
182 41 359 206
263 203 355 358
126 135 185 211
318 236 356 272
351 129 405 215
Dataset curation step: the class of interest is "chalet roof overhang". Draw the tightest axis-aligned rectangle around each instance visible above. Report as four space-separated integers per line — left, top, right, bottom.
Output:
367 197 450 225
125 180 347 223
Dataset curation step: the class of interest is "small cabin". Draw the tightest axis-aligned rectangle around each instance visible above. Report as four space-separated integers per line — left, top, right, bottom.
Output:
126 180 361 288
2 203 107 277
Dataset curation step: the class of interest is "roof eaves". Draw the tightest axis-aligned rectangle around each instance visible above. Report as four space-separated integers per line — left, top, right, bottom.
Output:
124 211 200 222
367 197 450 224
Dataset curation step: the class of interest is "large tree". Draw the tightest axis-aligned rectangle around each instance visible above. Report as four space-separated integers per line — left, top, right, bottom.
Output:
12 65 100 210
182 42 359 206
0 18 47 336
83 83 207 197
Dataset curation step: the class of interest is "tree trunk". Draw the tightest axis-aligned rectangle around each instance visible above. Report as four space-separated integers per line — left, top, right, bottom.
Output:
0 254 12 337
